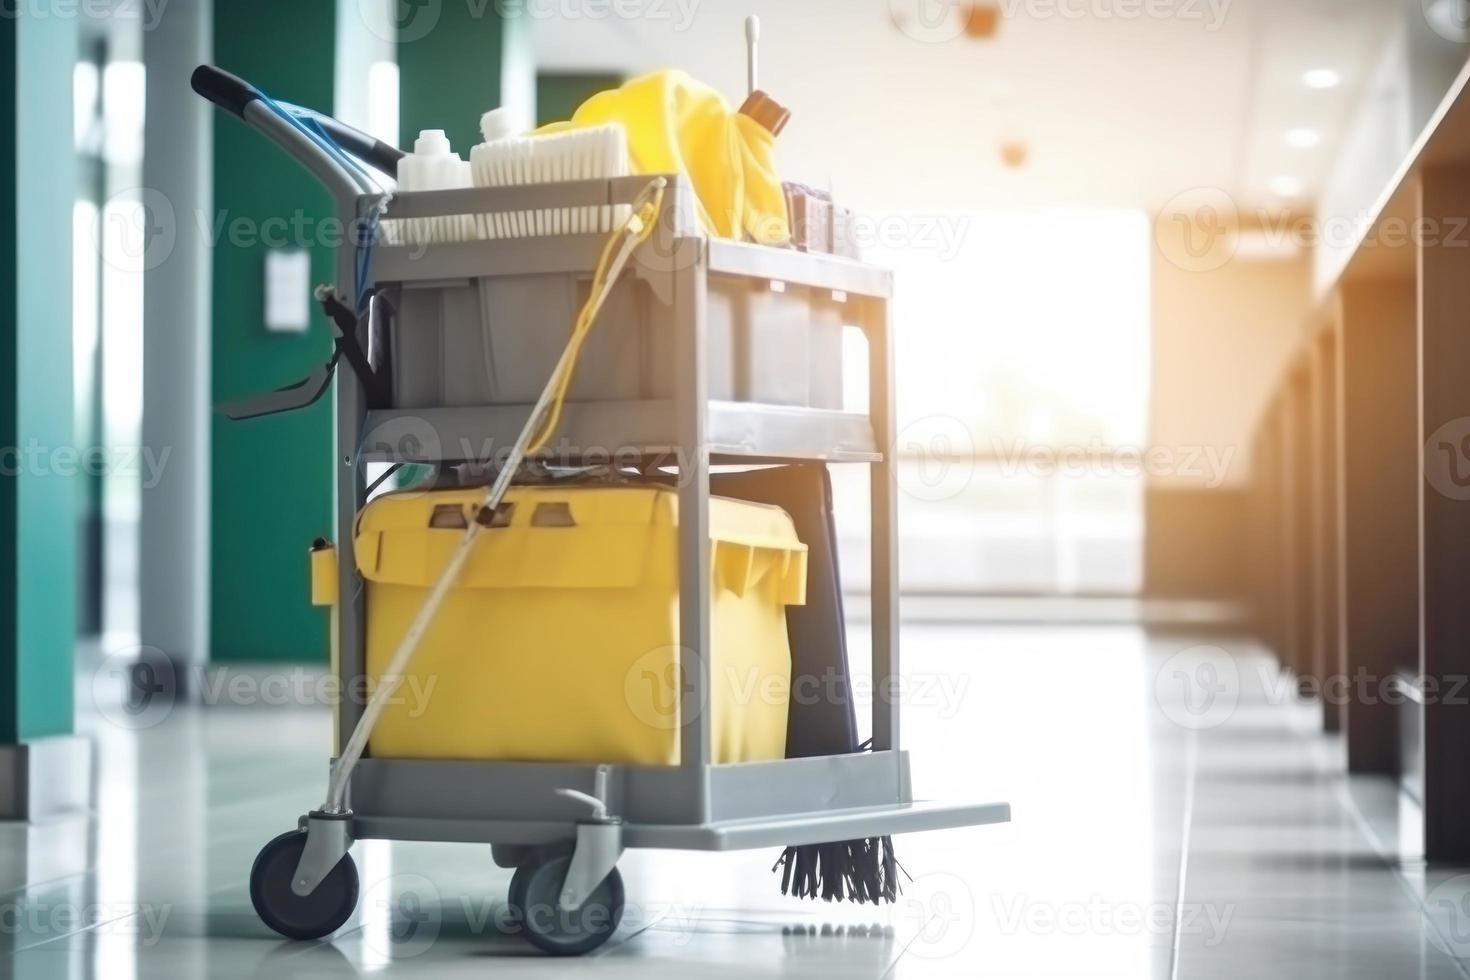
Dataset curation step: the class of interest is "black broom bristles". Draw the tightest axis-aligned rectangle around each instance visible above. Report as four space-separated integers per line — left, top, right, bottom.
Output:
772 835 908 904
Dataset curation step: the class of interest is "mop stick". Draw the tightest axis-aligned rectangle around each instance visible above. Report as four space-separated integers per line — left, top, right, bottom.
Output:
323 178 667 813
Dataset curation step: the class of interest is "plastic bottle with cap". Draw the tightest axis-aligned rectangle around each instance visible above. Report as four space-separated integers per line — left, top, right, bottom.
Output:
396 129 473 243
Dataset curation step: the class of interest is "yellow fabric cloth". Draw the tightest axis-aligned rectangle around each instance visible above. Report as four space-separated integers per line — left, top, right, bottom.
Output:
539 69 789 244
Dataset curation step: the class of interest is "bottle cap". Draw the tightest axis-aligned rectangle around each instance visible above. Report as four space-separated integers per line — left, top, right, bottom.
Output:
480 107 517 143
414 129 451 156
738 91 791 137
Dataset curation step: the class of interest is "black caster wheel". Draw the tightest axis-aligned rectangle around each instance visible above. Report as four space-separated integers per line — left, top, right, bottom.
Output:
250 830 359 940
510 854 624 956
506 844 570 927
506 861 532 926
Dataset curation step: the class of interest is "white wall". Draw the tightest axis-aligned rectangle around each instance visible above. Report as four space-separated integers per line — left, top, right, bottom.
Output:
334 0 396 141
1149 221 1313 489
1315 3 1468 293
140 0 211 673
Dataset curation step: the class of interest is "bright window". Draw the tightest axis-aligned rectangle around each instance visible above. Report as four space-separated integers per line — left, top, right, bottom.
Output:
837 209 1152 596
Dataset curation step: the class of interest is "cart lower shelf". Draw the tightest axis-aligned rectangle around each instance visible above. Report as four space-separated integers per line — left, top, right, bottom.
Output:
349 798 1011 851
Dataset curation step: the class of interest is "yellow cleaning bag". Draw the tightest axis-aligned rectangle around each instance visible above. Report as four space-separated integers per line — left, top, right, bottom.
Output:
539 69 790 245
337 485 807 765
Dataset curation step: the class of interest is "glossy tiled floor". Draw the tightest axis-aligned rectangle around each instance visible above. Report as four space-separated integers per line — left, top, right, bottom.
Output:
7 626 1467 978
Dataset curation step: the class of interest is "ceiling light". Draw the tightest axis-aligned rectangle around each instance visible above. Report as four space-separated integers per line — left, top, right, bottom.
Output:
1285 128 1321 149
1234 229 1302 262
1302 69 1341 90
1269 176 1304 198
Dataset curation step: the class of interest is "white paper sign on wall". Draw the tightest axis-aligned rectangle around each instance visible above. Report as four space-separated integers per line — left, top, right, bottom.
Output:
264 248 311 333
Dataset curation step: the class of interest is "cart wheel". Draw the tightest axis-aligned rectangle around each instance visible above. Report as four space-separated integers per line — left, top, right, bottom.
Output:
250 830 359 941
506 844 568 926
506 862 532 925
512 854 624 956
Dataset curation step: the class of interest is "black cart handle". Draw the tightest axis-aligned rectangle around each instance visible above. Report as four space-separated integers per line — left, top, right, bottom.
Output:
191 64 260 117
191 64 405 179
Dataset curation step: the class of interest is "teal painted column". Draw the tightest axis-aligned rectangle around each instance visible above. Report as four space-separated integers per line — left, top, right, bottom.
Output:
209 0 338 663
398 1 534 157
1 8 87 820
1 8 77 743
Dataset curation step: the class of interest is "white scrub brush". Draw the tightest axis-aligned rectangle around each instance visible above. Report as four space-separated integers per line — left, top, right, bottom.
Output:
470 108 631 239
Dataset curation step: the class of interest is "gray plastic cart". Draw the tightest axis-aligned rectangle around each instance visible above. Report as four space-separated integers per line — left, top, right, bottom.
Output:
193 65 1010 956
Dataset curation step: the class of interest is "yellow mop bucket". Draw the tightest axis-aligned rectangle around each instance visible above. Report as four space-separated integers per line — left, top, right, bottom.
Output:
317 484 807 765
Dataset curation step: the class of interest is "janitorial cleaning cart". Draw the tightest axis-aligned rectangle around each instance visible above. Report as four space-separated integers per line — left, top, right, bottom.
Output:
193 53 1009 956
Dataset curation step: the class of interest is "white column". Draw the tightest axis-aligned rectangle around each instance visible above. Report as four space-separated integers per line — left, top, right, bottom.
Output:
140 0 212 689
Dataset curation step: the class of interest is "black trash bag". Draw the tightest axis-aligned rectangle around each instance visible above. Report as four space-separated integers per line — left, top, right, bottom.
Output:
710 465 908 905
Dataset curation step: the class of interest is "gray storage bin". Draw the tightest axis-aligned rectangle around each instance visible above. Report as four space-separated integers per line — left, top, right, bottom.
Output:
709 279 845 409
385 270 844 411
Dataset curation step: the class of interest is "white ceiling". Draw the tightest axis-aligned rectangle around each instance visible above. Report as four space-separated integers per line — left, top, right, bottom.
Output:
532 0 1403 213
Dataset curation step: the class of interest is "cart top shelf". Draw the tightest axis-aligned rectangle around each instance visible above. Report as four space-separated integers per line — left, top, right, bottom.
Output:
366 175 894 300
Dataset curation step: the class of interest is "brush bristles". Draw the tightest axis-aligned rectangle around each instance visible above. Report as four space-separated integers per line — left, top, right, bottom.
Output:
772 836 908 905
466 124 629 242
388 124 631 247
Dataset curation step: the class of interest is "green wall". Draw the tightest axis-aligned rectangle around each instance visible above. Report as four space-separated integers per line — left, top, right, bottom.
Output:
536 73 624 127
398 1 533 155
1 11 77 740
209 0 337 662
208 0 533 663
